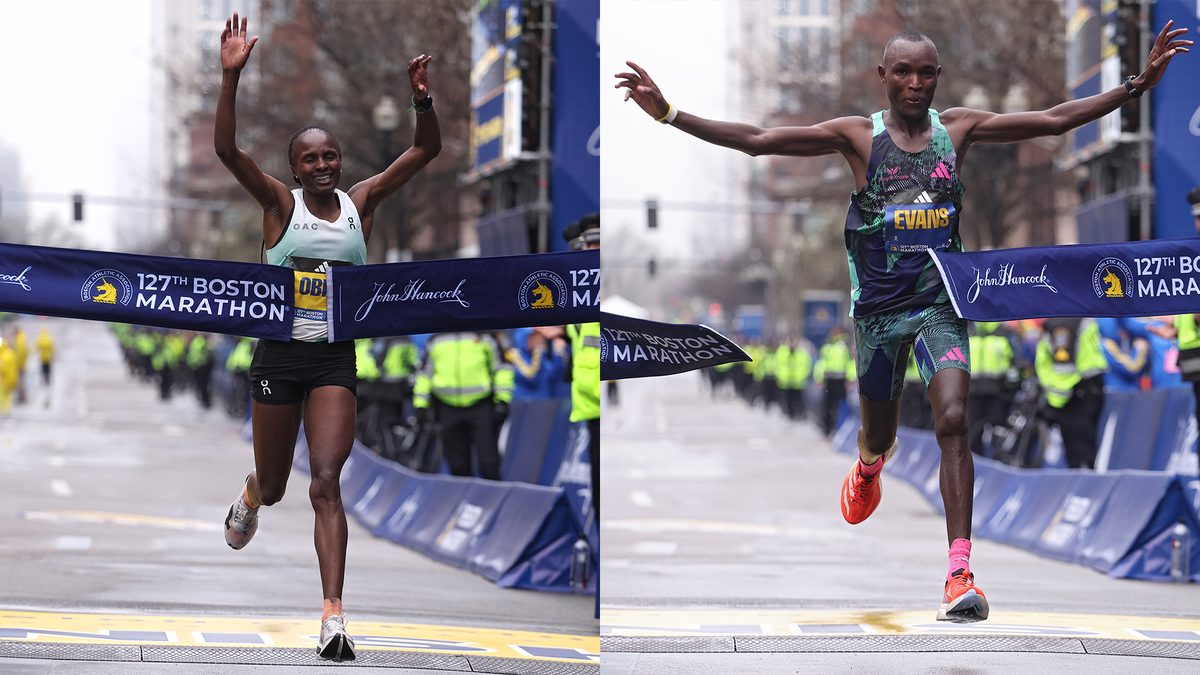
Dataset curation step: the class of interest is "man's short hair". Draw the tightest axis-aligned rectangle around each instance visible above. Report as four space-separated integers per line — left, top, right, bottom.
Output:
883 29 939 62
1189 186 1200 217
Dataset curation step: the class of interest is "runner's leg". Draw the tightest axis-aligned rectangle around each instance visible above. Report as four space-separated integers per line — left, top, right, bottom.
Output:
304 385 357 601
928 367 972 544
249 400 303 506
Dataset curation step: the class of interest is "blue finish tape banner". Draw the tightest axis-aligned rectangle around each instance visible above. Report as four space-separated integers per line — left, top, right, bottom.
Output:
330 250 600 340
599 313 751 381
930 238 1200 321
0 242 293 340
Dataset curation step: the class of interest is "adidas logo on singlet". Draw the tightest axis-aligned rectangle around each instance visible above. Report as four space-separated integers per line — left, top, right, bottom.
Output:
914 191 935 204
931 162 952 179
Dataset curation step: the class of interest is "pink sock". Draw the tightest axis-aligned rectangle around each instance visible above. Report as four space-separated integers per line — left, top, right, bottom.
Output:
859 455 884 477
947 538 971 580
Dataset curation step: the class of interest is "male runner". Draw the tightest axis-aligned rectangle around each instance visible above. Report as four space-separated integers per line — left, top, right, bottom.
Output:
617 22 1190 622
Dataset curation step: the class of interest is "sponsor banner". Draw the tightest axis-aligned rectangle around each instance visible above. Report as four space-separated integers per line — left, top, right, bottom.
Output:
1152 1 1200 240
329 249 599 340
550 0 600 252
0 242 293 340
930 238 1200 321
600 313 751 381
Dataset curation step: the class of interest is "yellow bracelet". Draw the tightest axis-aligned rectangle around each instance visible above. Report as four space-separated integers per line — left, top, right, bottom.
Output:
656 103 678 125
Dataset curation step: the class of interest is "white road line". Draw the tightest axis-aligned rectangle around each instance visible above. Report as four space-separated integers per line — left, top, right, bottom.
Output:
50 479 73 497
630 491 654 508
55 536 91 551
634 541 677 556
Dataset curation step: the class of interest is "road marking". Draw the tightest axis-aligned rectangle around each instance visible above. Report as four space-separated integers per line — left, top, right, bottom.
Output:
634 541 677 556
0 610 598 662
19 510 221 532
602 609 1200 640
49 480 72 497
630 491 654 508
54 536 91 551
48 456 65 468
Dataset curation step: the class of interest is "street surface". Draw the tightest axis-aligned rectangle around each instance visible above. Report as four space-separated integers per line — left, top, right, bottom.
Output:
0 317 596 673
600 372 1200 674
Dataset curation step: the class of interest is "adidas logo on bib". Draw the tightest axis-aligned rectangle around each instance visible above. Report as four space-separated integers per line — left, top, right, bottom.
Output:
914 191 934 204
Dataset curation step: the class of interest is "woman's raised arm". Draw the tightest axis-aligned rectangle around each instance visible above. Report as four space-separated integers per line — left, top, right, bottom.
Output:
213 13 291 226
349 54 442 234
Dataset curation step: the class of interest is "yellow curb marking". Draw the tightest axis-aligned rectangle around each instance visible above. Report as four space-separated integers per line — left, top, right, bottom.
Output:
0 611 598 663
602 609 1200 641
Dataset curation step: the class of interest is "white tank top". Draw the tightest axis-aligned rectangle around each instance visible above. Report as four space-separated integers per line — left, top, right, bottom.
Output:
267 188 367 341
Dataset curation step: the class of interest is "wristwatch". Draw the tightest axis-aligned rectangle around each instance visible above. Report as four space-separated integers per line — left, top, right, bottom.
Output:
413 94 434 114
1123 76 1143 99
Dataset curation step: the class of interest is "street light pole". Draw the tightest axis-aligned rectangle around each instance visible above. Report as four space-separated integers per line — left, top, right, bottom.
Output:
373 95 403 262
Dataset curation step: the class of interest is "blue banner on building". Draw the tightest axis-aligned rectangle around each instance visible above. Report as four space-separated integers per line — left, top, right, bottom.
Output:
600 313 751 381
550 0 600 252
930 238 1200 321
1152 1 1200 240
329 249 599 340
0 242 293 340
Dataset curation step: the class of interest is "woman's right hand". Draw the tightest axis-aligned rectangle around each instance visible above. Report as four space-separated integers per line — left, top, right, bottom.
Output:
220 12 259 73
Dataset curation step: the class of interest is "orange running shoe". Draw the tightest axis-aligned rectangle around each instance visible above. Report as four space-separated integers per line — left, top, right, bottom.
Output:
839 440 897 524
937 568 989 623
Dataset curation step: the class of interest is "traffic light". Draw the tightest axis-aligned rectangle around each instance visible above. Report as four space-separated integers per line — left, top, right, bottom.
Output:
647 199 658 229
73 193 83 222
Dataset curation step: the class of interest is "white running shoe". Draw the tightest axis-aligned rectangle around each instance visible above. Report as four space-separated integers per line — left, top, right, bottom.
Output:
223 476 259 550
318 613 356 661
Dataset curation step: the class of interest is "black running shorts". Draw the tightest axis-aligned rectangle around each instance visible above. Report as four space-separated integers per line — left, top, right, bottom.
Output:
248 339 357 405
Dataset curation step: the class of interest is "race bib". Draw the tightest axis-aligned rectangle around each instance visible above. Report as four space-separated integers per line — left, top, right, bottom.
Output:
885 188 956 254
293 270 327 322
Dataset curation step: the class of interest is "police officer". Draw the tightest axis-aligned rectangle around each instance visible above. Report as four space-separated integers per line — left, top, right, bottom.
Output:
814 329 855 436
777 338 812 420
413 332 514 480
1035 318 1108 468
561 213 600 519
967 322 1014 457
187 333 214 409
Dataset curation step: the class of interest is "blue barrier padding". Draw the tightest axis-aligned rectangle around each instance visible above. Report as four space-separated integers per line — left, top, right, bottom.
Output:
501 398 564 483
1021 472 1122 567
535 402 594 539
969 461 1018 531
1108 474 1200 582
1098 390 1164 471
830 415 1200 581
1148 388 1198 473
288 427 592 593
497 493 598 591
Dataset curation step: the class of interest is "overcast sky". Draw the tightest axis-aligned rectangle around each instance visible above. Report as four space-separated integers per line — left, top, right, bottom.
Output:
601 0 746 264
0 1 154 250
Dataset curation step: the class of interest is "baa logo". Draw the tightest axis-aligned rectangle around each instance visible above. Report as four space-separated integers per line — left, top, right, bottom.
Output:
1091 257 1132 299
81 269 133 306
518 270 567 310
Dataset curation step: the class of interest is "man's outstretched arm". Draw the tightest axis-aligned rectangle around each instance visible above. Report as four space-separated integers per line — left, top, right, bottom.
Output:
954 20 1191 145
615 61 863 159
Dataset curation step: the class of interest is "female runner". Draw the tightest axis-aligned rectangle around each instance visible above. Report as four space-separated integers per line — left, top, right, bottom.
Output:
214 13 440 661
